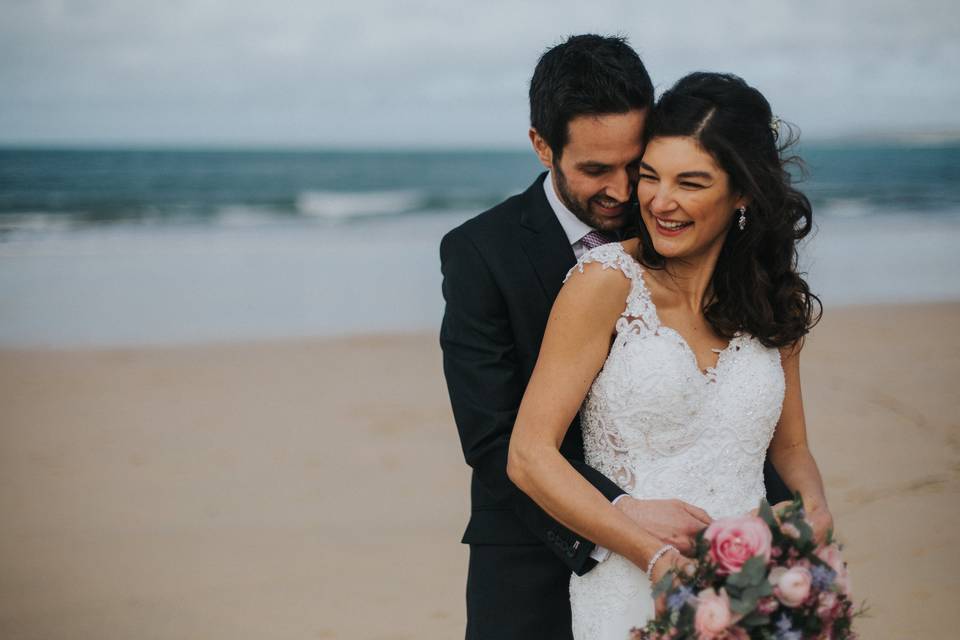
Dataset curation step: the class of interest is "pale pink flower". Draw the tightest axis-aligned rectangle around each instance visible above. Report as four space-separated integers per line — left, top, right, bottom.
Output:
694 588 735 639
817 590 840 621
780 522 801 539
816 543 851 595
704 515 773 574
775 565 813 607
756 596 780 615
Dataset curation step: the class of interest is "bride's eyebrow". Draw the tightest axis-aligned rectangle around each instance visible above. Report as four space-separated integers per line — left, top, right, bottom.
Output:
638 161 658 174
677 171 713 180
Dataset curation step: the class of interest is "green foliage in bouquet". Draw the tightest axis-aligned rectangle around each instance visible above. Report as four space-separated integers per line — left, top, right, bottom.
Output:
634 495 864 640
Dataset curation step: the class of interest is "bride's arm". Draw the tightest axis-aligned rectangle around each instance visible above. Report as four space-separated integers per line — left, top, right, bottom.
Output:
507 262 666 570
768 345 833 542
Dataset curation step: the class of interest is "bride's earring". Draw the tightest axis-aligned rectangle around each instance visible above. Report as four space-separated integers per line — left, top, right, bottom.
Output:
737 206 747 231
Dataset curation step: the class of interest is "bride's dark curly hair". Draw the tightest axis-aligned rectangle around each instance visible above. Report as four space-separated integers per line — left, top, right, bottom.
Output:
633 72 821 349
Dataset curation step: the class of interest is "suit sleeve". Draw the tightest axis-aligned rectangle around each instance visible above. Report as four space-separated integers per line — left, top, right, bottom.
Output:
439 228 625 576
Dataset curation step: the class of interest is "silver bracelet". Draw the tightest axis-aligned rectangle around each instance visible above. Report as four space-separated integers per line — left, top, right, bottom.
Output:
646 544 679 579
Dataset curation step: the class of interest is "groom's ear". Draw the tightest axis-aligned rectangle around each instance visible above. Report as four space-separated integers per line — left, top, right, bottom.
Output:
529 128 554 170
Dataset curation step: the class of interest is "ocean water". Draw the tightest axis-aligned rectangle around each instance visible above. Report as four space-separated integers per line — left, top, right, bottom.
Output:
0 149 542 233
2 145 960 231
1 145 959 347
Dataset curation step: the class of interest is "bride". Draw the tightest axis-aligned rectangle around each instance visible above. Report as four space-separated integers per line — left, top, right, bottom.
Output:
507 72 834 639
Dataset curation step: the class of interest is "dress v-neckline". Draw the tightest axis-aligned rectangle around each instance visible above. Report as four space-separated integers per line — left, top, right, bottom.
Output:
614 242 741 382
656 325 742 382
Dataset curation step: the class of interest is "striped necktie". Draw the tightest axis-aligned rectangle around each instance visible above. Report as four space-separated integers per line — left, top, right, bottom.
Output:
580 230 617 251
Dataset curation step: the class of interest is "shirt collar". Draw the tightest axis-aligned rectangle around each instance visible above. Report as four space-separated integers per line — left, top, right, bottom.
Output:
543 171 593 247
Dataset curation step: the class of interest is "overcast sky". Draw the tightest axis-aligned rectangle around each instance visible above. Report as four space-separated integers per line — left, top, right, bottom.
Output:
1 0 958 147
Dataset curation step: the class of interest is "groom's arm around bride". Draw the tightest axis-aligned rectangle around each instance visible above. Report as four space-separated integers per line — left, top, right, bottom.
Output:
440 178 710 638
440 198 709 637
439 34 715 640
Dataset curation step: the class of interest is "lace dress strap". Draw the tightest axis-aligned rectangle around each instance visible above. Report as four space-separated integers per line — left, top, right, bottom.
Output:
563 243 659 335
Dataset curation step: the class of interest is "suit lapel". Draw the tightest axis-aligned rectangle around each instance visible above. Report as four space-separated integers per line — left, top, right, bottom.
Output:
519 173 577 306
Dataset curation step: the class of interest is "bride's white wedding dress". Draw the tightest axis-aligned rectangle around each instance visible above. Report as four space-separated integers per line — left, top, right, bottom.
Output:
565 243 786 640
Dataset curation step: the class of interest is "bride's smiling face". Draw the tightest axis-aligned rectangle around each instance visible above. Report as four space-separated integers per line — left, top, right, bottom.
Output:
636 136 748 261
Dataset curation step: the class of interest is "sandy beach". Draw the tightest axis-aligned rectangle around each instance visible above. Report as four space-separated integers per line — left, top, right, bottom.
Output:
1 302 957 639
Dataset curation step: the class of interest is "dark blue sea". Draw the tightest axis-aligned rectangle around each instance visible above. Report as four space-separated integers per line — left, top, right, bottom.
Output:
1 145 958 346
1 144 959 233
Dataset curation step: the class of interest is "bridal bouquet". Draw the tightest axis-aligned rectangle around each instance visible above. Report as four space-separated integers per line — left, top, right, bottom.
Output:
631 497 862 640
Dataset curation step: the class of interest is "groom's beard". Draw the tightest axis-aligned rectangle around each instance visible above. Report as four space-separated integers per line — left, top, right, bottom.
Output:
554 165 635 233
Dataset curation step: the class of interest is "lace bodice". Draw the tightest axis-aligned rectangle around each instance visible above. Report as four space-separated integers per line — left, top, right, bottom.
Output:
565 243 786 639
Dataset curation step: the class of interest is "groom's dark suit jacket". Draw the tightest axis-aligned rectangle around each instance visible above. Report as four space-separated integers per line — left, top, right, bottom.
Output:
439 174 790 639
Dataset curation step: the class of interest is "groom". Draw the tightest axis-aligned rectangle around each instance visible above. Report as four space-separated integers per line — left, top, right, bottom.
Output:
440 35 790 640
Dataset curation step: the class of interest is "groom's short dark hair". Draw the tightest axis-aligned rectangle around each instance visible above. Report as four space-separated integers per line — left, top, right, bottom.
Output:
530 34 654 158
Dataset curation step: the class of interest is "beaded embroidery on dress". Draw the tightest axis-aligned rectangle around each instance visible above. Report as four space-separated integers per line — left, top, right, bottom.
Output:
563 243 786 640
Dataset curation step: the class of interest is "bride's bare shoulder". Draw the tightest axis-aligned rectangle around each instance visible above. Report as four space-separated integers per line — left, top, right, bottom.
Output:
559 244 635 316
620 236 643 259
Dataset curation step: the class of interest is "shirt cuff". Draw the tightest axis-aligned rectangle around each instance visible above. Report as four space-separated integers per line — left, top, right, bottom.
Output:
589 494 629 563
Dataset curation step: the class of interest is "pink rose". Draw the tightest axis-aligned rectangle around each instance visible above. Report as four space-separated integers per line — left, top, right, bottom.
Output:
756 596 780 615
704 515 773 574
694 588 735 639
775 566 813 607
817 590 839 621
816 543 851 595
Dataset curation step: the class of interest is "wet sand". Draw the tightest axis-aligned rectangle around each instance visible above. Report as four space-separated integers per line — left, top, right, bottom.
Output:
1 303 957 639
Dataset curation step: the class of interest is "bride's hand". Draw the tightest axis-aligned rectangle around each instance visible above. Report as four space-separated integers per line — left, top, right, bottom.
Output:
749 501 834 545
806 504 834 545
749 499 792 520
650 550 696 617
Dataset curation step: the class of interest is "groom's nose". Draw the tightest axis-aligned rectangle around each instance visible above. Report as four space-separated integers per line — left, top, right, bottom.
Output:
604 169 632 204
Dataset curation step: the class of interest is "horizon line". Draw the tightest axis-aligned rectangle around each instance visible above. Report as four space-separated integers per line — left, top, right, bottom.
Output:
2 130 960 153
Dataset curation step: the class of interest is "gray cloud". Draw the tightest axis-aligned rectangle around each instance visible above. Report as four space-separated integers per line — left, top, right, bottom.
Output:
1 0 957 146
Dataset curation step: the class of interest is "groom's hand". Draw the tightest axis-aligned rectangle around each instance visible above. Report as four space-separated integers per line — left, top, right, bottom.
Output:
615 497 712 555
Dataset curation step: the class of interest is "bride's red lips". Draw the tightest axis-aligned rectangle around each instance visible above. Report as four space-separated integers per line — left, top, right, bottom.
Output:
653 216 693 237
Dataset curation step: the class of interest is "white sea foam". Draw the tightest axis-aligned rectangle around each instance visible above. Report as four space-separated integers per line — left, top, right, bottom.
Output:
295 189 425 219
216 205 290 228
0 212 78 234
820 198 873 219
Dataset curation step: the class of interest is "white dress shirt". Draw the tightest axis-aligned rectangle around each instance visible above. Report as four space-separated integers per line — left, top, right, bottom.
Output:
542 172 627 563
543 171 596 259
